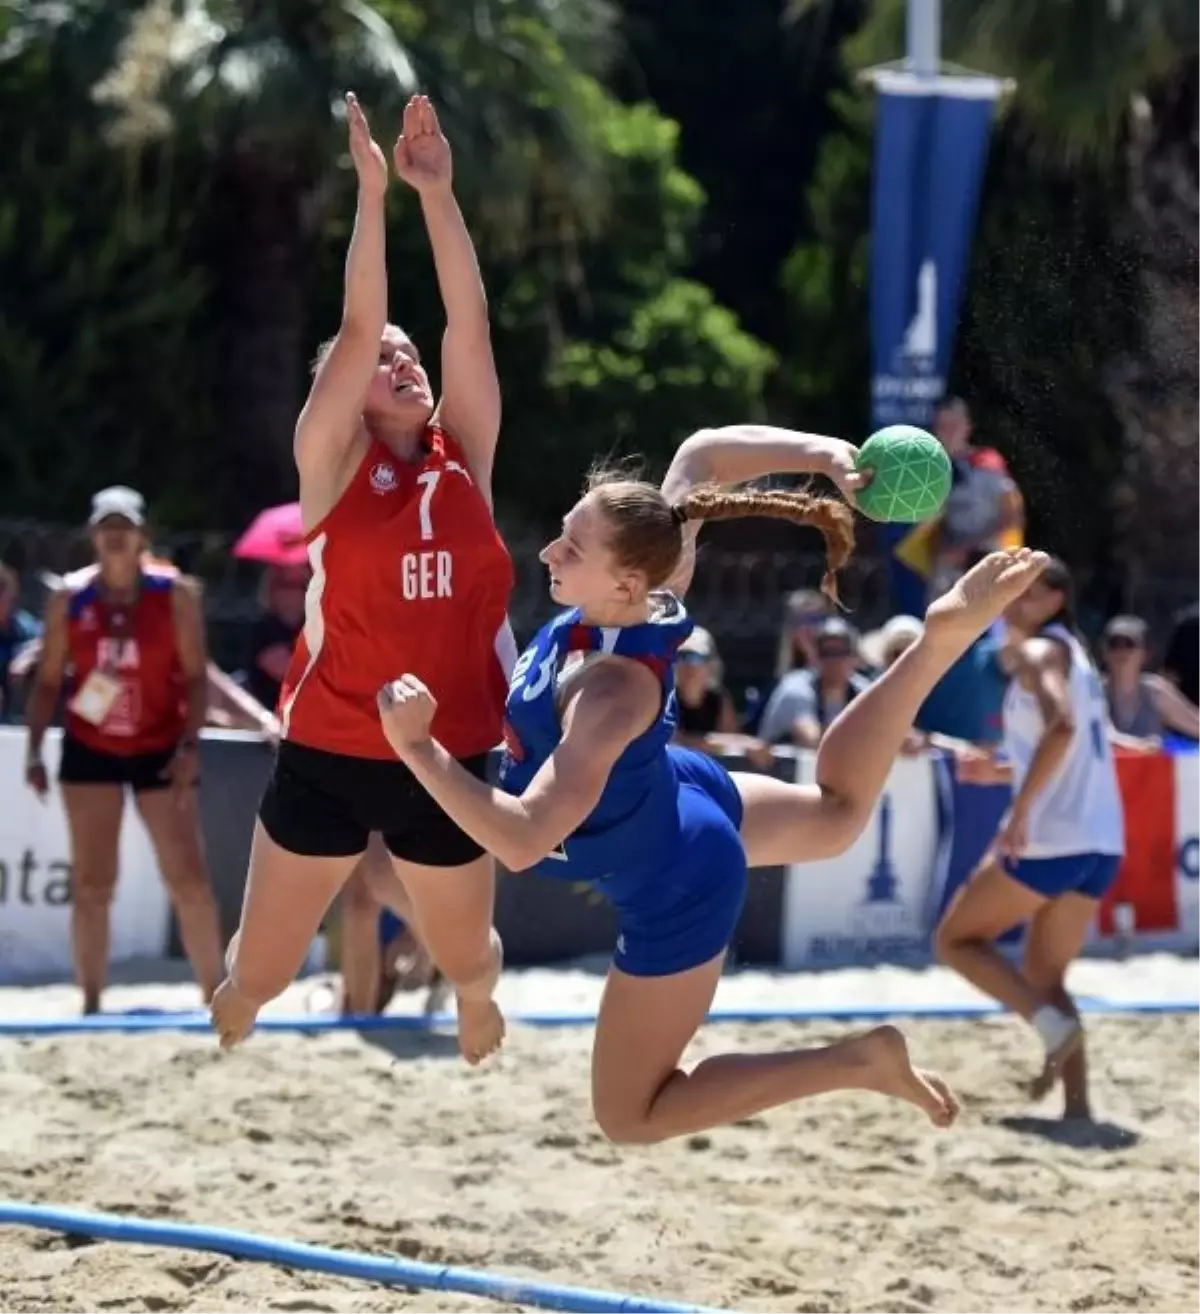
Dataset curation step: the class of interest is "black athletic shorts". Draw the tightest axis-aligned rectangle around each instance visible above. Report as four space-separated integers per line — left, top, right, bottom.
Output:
259 740 491 865
58 733 183 793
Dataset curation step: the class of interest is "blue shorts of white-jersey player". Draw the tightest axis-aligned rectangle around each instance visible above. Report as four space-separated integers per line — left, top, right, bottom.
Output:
378 421 1051 1147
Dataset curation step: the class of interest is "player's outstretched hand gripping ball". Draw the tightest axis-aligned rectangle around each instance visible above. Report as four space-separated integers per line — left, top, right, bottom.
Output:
853 425 952 523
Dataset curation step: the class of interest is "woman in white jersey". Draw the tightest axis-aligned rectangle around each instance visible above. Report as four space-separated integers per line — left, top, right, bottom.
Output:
935 558 1123 1120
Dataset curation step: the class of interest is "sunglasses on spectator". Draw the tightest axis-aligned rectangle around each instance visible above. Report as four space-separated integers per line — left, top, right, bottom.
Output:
677 651 710 665
817 645 854 660
789 612 827 629
1104 636 1141 651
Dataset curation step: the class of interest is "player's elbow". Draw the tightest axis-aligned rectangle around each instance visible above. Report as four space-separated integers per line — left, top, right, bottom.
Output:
504 827 569 874
1044 716 1075 748
671 431 720 482
500 844 539 874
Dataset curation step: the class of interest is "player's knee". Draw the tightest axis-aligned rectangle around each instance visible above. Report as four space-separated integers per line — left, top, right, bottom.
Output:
73 866 118 909
592 1102 660 1146
932 918 962 962
817 793 869 859
803 777 872 858
443 929 501 997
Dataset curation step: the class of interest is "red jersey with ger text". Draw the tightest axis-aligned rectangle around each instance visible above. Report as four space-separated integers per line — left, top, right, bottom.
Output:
64 565 187 755
279 425 516 760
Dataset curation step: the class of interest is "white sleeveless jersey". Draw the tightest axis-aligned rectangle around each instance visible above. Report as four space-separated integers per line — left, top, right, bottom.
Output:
1002 623 1124 859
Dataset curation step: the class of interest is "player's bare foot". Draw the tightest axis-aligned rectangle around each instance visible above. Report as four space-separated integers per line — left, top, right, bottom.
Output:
224 930 240 976
456 997 505 1065
850 1025 961 1128
452 929 505 1064
1028 1022 1083 1101
924 549 1050 652
1028 1055 1056 1101
211 977 259 1050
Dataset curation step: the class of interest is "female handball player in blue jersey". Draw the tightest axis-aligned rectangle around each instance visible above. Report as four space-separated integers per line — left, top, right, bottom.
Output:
376 425 1049 1144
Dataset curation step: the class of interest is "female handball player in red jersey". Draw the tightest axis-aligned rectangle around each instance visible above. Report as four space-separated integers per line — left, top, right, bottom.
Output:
211 94 514 1061
376 425 1049 1143
24 486 224 1014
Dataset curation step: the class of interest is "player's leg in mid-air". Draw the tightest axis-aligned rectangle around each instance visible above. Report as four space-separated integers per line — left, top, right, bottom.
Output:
582 552 1051 1144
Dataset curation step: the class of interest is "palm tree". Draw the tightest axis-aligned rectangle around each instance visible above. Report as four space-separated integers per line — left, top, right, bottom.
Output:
84 0 619 520
790 0 1198 599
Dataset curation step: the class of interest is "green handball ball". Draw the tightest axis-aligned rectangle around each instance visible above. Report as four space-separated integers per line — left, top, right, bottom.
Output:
854 425 952 523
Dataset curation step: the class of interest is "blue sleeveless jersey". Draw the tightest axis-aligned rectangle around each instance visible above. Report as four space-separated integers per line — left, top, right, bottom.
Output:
498 594 695 898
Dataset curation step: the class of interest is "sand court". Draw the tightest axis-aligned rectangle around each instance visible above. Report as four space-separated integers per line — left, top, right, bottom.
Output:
0 977 1196 1314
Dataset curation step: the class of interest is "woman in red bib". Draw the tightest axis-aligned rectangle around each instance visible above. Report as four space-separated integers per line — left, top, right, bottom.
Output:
211 94 512 1061
24 487 224 1014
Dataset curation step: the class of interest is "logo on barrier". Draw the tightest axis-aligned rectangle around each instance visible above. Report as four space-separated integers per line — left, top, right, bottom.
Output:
864 796 899 904
802 793 926 967
0 850 72 906
1179 836 1198 883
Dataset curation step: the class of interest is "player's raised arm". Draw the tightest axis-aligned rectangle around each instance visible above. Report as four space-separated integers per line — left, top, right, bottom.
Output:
394 96 501 495
661 425 867 507
293 94 389 513
659 425 864 597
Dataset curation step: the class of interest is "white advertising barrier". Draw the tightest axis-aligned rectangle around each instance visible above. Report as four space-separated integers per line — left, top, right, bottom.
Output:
781 751 945 969
0 728 171 982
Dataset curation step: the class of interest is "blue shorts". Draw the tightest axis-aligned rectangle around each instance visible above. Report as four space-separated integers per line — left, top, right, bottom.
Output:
378 909 405 947
1003 852 1121 900
613 749 747 978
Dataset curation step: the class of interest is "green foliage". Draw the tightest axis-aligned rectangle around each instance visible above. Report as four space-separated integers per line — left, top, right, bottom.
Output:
486 96 774 521
777 89 873 438
0 4 214 523
0 0 773 531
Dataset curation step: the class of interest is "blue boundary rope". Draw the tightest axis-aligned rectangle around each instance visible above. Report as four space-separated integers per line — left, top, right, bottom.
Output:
0 997 1193 1036
0 1202 730 1314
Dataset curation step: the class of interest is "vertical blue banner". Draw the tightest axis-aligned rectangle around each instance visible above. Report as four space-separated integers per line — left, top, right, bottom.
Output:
869 73 999 614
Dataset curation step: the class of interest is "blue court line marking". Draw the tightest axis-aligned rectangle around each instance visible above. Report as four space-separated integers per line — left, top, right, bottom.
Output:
0 1202 729 1314
0 998 1194 1036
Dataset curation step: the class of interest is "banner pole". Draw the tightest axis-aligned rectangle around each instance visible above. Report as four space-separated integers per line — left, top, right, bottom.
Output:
905 0 941 79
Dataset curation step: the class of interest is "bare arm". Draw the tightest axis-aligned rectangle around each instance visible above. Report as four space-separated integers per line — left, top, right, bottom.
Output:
293 96 389 518
790 714 824 750
385 661 659 872
170 579 210 742
1146 673 1200 739
425 187 499 489
25 591 69 764
393 97 499 491
659 425 863 594
1010 638 1076 816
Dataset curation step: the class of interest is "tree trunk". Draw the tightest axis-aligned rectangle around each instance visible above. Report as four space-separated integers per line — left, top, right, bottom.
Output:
209 147 311 527
1109 59 1199 624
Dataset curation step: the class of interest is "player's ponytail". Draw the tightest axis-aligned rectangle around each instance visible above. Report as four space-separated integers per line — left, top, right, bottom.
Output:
588 467 855 604
674 485 855 603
